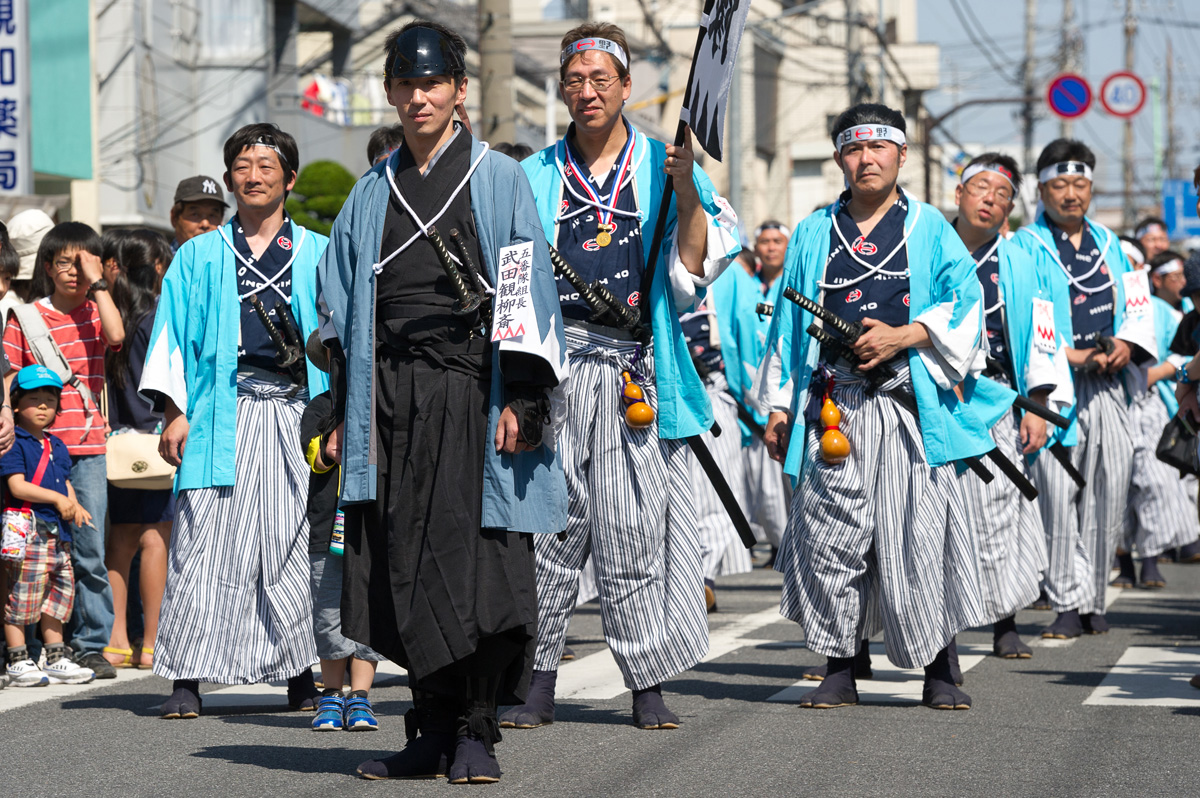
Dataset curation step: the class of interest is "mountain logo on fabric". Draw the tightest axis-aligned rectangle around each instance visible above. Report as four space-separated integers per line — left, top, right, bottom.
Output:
627 291 640 306
582 239 600 252
846 289 863 302
903 294 910 307
851 236 877 256
991 273 999 284
1074 294 1088 305
277 237 292 250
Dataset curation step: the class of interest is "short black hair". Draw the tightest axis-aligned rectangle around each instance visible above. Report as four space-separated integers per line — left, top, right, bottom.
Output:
223 123 299 184
963 152 1022 194
367 123 405 166
491 142 533 161
383 20 468 84
10 381 61 409
1135 216 1167 235
830 103 906 148
1036 138 1095 175
0 220 18 281
31 221 102 298
101 228 136 266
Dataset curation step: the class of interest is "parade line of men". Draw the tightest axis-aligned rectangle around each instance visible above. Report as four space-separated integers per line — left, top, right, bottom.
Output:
135 17 1200 785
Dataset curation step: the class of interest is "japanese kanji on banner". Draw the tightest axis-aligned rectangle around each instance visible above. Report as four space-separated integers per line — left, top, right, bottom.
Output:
679 0 751 161
0 0 31 195
491 241 536 343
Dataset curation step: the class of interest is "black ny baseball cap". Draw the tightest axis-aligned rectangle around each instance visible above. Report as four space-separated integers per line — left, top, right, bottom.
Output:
174 175 228 206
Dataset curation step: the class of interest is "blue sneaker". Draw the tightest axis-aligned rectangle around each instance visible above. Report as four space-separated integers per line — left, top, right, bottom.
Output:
344 694 379 731
312 693 346 731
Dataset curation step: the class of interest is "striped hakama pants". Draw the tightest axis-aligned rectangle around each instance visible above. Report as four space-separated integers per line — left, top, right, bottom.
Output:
1030 372 1132 615
778 365 985 670
153 375 317 683
743 435 790 547
961 393 1048 625
692 371 753 579
531 324 709 690
1123 390 1199 557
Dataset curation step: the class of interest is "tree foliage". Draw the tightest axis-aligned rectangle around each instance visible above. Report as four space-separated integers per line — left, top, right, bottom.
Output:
284 160 356 236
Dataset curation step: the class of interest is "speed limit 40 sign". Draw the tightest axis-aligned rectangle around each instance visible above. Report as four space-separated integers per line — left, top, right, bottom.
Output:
1100 71 1146 118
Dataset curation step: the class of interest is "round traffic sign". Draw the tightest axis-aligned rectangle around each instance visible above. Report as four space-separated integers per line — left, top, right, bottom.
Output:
1100 71 1146 118
1046 73 1092 119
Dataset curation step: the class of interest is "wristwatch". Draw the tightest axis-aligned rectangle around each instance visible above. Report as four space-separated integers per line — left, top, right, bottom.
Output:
88 277 110 294
1177 363 1193 385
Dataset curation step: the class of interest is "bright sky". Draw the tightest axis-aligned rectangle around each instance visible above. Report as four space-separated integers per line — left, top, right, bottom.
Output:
917 0 1200 209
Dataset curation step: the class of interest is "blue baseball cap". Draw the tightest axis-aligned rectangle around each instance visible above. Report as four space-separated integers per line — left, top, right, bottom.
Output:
14 364 63 392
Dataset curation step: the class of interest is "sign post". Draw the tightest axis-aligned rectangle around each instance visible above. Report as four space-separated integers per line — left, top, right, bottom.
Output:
1046 73 1092 120
1100 71 1147 118
0 0 31 196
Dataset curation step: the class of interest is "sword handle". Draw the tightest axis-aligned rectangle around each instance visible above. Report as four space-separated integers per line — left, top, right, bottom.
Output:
427 226 484 321
448 228 493 329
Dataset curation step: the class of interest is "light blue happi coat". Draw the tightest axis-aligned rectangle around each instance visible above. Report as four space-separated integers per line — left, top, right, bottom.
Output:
752 196 995 479
962 236 1070 461
317 136 569 535
1011 212 1159 442
522 123 742 441
139 220 330 490
711 265 783 445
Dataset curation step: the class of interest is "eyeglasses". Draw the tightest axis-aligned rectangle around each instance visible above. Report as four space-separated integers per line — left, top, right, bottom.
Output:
963 181 1013 203
561 74 620 94
52 259 79 273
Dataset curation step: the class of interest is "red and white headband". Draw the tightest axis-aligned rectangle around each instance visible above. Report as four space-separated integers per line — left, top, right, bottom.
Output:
961 162 1015 192
561 38 628 69
835 124 906 152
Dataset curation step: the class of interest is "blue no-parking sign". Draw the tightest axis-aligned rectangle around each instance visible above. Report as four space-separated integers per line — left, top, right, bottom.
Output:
1047 73 1092 119
1162 180 1200 239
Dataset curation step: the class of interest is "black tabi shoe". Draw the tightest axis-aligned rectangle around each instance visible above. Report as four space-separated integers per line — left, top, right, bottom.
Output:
559 646 576 662
802 640 872 682
948 638 964 687
992 617 1032 659
1178 540 1200 563
1042 609 1083 639
1110 552 1137 588
1029 589 1052 611
1158 547 1178 564
798 656 857 708
1139 557 1166 589
1081 612 1110 634
357 733 456 780
447 736 502 784
704 578 718 614
161 680 201 719
287 669 320 711
762 546 778 571
631 684 679 729
922 647 971 710
498 669 556 729
1190 674 1200 689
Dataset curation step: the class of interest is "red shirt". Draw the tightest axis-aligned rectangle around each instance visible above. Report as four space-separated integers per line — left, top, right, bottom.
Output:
4 298 116 455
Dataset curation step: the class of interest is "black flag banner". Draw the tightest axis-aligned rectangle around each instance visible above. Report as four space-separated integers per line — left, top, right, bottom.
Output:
679 0 751 161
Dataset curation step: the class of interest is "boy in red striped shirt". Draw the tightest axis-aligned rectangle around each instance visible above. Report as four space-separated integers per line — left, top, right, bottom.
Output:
3 222 125 678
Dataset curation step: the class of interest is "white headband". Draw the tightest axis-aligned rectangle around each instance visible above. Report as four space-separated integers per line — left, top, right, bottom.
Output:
251 139 289 168
1120 240 1145 267
1152 258 1183 276
754 222 790 240
835 124 906 152
1038 161 1092 184
961 162 1015 191
561 37 628 69
1136 222 1166 239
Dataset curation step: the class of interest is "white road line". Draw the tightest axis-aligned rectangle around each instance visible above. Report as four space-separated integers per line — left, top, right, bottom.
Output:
1083 646 1200 707
766 642 992 704
557 607 788 701
0 667 156 715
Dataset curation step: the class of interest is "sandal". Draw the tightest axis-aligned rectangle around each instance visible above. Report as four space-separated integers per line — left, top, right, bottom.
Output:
102 646 135 669
138 646 154 670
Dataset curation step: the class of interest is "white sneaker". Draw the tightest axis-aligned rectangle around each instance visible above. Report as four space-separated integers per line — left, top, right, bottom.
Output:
41 655 95 685
6 658 50 687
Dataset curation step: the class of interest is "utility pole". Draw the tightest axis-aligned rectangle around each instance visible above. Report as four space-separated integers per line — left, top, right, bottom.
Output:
876 0 886 102
1020 0 1036 178
1165 37 1178 180
846 0 869 105
1123 0 1136 228
478 0 515 144
1060 0 1077 138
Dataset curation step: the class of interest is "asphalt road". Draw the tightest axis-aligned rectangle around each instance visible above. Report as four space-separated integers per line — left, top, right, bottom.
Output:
4 551 1199 798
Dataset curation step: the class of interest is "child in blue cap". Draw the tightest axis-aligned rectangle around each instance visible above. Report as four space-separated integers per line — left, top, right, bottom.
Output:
2 365 95 685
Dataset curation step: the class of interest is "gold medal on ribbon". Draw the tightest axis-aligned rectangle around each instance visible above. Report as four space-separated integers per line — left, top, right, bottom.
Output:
596 223 614 247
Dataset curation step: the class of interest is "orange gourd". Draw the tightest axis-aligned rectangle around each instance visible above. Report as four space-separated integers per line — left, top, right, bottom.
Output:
819 396 850 464
621 370 655 429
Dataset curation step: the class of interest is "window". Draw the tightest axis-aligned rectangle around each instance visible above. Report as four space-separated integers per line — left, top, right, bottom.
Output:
754 44 780 158
196 0 265 63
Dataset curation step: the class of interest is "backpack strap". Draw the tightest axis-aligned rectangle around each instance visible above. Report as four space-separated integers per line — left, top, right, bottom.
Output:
10 304 97 437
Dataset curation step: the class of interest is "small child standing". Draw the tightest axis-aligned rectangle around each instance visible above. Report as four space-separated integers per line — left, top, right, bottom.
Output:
2 365 95 685
302 346 384 732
